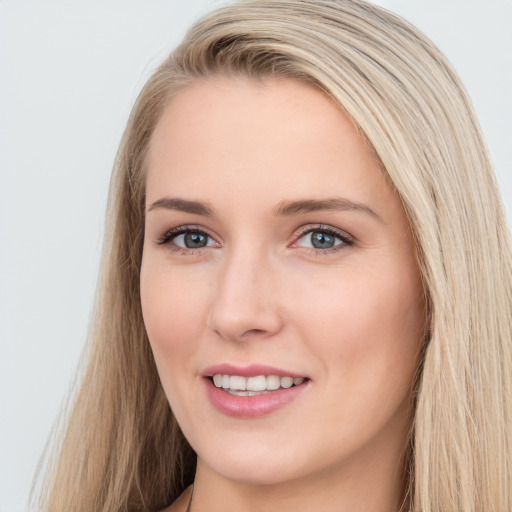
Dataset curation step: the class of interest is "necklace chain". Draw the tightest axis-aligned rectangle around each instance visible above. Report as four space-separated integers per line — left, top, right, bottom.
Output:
185 484 194 512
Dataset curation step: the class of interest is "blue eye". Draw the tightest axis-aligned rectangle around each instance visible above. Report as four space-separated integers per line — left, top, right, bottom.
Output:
157 227 218 251
309 231 337 249
295 227 352 251
174 232 211 249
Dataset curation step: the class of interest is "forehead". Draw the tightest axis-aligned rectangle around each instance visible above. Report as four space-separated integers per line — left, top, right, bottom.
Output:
145 76 394 215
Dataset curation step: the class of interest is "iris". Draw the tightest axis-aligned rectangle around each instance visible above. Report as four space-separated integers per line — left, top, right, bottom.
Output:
310 231 335 249
184 232 209 248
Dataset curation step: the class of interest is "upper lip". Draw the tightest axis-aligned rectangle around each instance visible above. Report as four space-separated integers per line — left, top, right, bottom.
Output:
202 363 308 379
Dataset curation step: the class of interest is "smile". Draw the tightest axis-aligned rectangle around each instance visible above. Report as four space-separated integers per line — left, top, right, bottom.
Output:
203 366 310 418
212 374 306 395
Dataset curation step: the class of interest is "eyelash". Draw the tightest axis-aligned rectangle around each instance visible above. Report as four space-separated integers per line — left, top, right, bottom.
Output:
294 224 354 254
156 224 354 255
156 225 214 255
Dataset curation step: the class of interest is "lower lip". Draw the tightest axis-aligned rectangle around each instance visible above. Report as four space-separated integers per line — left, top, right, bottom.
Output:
204 378 308 418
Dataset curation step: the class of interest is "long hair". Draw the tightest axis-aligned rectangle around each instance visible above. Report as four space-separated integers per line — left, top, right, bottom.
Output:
34 1 512 510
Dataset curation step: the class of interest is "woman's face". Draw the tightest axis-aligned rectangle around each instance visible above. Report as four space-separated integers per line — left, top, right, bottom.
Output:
141 77 425 488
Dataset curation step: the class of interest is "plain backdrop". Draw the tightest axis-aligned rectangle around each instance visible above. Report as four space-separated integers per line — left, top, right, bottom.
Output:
1 1 511 510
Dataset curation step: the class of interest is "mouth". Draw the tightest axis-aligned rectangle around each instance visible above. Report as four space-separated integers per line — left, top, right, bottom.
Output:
210 374 307 396
202 365 310 418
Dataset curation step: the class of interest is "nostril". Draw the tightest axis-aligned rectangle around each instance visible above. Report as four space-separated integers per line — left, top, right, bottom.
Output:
240 328 267 338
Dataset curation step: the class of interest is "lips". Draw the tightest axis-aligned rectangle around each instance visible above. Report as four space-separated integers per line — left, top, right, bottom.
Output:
202 364 310 418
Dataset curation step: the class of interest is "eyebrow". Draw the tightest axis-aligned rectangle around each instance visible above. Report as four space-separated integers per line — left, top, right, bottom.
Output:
147 197 213 216
147 196 383 223
273 197 383 223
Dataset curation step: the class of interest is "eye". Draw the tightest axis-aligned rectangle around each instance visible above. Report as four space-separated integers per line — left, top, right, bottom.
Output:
174 231 212 249
157 226 219 252
294 226 353 251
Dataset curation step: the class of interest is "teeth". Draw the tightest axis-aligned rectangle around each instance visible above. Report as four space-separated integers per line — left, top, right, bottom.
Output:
230 375 246 390
247 375 267 391
212 374 305 392
281 376 293 389
266 375 280 390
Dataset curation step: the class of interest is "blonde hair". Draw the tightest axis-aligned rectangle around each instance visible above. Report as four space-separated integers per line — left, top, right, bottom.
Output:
34 1 512 510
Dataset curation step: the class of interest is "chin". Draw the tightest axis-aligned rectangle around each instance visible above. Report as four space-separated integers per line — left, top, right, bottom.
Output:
197 439 309 486
213 463 300 487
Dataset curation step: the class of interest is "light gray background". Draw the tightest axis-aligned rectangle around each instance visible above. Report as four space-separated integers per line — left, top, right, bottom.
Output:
1 1 510 511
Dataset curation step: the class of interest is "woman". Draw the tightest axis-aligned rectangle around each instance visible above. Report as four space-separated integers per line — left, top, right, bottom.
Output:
34 1 512 511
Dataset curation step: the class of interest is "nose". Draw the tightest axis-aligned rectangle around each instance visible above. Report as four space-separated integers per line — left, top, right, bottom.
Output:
206 248 283 342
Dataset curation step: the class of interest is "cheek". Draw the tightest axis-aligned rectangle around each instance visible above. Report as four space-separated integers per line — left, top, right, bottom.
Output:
140 260 210 368
140 261 215 430
292 261 424 388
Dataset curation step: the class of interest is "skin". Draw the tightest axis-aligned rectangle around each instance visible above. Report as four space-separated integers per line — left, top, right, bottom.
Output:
141 77 425 512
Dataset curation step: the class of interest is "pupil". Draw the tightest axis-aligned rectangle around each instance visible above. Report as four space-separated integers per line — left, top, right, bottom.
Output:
184 232 207 248
311 231 335 249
